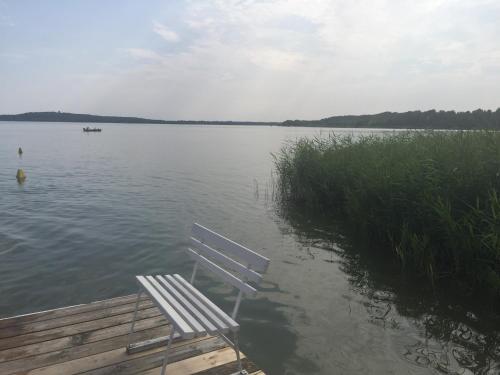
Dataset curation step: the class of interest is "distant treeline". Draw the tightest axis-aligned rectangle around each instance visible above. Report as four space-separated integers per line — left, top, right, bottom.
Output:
283 109 500 129
3 109 500 129
0 112 277 125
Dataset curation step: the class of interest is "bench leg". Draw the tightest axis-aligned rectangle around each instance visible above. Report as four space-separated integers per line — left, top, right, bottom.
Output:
219 331 247 375
126 289 143 352
233 331 244 374
160 328 176 375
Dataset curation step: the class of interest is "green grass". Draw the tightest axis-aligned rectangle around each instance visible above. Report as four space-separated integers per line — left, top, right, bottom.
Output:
274 131 500 298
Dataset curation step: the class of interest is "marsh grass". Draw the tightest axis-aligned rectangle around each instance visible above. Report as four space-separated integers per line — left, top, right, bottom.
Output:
274 131 500 298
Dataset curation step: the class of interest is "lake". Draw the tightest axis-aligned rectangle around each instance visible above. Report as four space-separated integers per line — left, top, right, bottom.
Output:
0 122 498 374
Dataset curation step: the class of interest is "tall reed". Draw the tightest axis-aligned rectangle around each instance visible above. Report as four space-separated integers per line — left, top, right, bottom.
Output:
274 131 500 297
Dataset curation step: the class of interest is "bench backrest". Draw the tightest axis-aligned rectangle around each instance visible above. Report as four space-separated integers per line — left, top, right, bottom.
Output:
186 223 270 298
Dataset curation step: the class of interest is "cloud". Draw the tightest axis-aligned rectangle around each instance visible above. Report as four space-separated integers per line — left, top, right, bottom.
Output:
0 1 13 27
186 17 215 30
153 21 179 42
0 18 13 26
124 48 162 61
247 48 305 71
0 52 25 60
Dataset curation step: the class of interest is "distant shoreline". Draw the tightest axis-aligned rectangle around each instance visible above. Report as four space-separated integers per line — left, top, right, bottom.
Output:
1 109 499 130
0 112 277 126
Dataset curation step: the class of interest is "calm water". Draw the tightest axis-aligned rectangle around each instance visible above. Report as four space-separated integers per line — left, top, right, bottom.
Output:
0 122 499 374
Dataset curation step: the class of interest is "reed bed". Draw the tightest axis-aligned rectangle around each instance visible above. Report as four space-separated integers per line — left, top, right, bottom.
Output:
274 131 500 297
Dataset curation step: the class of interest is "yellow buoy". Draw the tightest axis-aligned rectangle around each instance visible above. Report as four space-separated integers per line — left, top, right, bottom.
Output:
18 147 23 155
16 169 26 183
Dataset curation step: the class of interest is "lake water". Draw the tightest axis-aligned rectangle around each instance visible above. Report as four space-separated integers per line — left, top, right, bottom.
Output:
0 122 499 374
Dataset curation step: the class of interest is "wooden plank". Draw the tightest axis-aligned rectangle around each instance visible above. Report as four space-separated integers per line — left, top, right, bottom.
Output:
0 295 146 329
22 336 211 375
81 336 227 375
192 223 270 273
190 237 263 284
146 276 206 335
165 275 233 333
0 324 171 374
157 276 218 334
194 357 260 375
141 346 245 375
137 276 195 339
0 294 265 375
0 299 154 339
0 315 168 363
171 275 239 331
0 307 162 351
186 249 257 296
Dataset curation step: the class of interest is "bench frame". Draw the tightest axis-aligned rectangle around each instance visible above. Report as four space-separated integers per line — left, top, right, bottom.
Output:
126 223 270 375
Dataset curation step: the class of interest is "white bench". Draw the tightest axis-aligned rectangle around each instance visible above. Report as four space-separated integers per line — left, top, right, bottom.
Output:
127 223 270 375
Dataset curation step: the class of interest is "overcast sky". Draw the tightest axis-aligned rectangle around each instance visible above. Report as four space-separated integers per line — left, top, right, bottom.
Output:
1 0 499 121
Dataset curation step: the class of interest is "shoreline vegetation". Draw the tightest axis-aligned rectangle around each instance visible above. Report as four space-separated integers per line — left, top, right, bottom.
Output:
274 131 500 302
1 108 500 129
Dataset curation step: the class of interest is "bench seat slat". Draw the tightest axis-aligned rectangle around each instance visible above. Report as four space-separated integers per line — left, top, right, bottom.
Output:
192 223 270 273
171 274 240 331
190 237 263 284
145 276 206 336
164 275 233 333
156 275 219 334
135 276 195 339
186 248 257 296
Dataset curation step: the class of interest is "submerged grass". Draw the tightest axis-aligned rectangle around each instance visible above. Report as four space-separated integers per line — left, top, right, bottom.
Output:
274 131 500 299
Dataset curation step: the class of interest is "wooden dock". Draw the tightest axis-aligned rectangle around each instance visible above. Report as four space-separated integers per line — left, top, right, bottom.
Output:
0 294 265 374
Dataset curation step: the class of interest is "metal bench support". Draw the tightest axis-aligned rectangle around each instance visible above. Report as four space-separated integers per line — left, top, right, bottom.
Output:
161 327 176 375
126 289 143 350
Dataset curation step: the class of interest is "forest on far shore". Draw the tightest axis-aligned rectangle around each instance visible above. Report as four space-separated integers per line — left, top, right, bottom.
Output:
2 109 500 129
283 109 500 129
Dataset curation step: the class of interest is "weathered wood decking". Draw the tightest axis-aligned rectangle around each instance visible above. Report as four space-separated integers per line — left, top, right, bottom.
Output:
0 294 264 374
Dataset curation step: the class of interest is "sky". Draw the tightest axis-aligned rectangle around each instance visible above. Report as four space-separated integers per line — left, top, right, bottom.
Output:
1 0 499 121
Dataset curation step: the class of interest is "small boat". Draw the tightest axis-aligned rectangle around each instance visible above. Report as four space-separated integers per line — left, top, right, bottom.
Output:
83 126 102 132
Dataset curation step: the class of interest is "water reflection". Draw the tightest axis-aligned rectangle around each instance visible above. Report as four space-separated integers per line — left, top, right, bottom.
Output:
278 210 500 374
190 273 317 374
